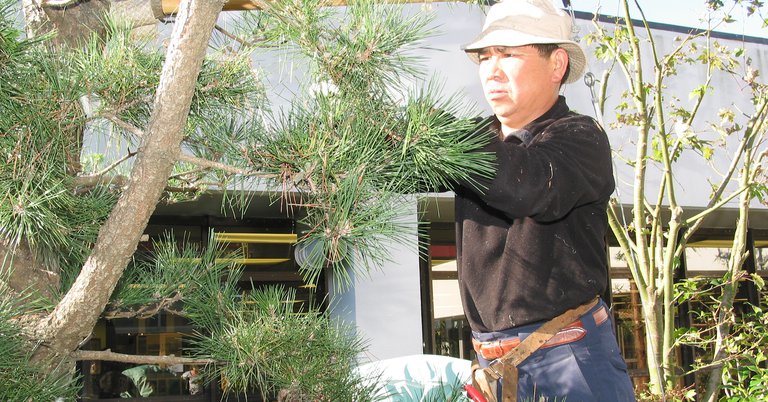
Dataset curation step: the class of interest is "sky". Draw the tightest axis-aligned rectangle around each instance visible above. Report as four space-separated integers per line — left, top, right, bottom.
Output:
564 0 768 38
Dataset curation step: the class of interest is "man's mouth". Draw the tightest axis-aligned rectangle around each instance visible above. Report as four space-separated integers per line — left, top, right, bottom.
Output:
486 89 508 100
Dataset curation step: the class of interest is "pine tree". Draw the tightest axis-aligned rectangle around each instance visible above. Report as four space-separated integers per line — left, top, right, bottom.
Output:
1 0 488 399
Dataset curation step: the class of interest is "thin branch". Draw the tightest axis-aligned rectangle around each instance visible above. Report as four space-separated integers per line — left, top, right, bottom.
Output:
683 186 749 225
608 201 647 288
94 150 137 176
101 112 256 176
104 293 185 320
169 166 207 180
177 153 248 175
214 24 260 47
72 174 128 189
73 349 216 365
164 184 204 193
101 112 144 138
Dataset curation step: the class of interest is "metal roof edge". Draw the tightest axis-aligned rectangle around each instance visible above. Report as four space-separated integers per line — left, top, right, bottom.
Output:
573 9 768 45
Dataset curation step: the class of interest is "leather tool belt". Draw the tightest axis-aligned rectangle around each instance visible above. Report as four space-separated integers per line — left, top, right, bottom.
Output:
467 297 601 402
472 321 586 360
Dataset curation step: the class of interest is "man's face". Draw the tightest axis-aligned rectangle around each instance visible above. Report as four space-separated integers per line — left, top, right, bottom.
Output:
477 45 565 129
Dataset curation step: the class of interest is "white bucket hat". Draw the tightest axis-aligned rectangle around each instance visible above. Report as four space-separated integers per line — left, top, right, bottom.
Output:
463 0 587 84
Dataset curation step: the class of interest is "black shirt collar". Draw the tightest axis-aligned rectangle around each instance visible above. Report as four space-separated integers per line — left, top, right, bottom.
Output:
490 96 569 145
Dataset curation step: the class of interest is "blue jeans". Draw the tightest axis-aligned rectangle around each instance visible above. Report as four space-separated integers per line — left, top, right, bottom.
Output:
473 299 636 402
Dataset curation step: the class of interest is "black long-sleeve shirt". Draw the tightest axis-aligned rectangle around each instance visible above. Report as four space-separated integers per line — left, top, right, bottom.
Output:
455 96 615 332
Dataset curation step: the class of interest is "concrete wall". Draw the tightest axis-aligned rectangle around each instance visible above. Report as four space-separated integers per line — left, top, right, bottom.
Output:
327 199 424 362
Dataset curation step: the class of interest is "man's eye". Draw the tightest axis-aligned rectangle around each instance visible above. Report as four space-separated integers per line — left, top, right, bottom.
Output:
478 54 491 62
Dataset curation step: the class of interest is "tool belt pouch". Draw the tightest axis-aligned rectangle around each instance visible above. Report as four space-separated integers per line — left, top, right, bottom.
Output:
468 297 600 402
470 359 519 402
470 359 499 402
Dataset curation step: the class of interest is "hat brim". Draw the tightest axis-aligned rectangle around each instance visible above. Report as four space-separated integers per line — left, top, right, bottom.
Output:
462 29 587 84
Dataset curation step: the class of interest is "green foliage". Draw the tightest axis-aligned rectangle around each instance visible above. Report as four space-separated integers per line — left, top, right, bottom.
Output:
0 0 271 296
718 305 768 402
106 234 381 400
257 0 433 94
190 285 375 401
80 15 266 152
674 276 768 402
78 17 163 128
57 185 118 293
0 1 115 280
108 232 242 323
0 289 79 400
236 0 493 288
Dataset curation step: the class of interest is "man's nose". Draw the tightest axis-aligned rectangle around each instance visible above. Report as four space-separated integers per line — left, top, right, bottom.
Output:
486 57 504 80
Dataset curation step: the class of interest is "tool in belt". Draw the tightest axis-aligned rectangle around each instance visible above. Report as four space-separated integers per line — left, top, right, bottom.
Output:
464 297 600 402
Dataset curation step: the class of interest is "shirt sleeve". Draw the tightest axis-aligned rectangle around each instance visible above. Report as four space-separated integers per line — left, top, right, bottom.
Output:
457 114 615 222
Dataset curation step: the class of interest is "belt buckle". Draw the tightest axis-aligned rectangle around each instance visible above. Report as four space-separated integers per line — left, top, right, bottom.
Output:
476 338 517 361
487 359 503 379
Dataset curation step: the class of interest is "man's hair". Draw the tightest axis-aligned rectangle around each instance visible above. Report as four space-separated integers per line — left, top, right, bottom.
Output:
531 43 571 85
98 371 132 394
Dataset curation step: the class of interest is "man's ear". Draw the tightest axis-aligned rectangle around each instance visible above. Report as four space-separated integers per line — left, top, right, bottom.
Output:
551 48 569 83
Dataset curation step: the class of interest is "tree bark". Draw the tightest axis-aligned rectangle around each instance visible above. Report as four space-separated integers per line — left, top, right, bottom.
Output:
22 0 110 46
74 349 215 366
22 0 159 45
0 238 59 302
31 0 226 371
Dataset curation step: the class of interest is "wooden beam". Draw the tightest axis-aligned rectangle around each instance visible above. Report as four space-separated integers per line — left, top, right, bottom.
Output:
214 232 297 244
159 0 455 15
160 0 260 14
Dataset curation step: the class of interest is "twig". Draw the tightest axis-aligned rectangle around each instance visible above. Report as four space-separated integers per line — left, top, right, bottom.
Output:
169 167 207 180
102 112 144 138
93 149 137 177
178 153 248 175
214 24 260 47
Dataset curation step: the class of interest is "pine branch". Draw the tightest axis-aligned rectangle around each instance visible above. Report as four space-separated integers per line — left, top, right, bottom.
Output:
214 24 262 47
100 112 143 138
178 153 250 175
71 174 129 190
103 292 184 319
101 112 255 175
73 349 216 365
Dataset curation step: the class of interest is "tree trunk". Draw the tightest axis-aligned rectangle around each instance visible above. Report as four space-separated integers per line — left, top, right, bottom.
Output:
22 0 111 46
22 0 159 45
0 238 59 302
643 296 665 395
630 281 648 388
30 0 226 372
703 143 755 401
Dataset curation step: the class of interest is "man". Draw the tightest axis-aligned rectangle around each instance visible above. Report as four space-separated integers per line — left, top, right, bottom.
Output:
453 0 635 401
98 364 162 398
182 366 203 395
